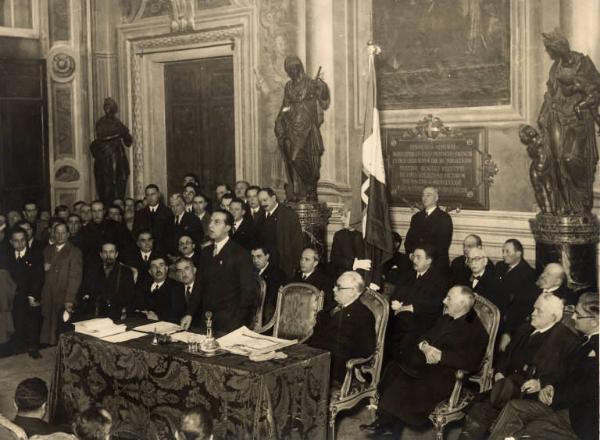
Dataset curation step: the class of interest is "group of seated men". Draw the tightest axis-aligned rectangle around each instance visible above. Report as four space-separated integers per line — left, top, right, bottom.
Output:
0 181 596 440
0 376 212 440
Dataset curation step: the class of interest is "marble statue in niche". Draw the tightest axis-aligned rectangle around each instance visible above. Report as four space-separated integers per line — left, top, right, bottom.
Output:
275 56 330 202
90 98 133 205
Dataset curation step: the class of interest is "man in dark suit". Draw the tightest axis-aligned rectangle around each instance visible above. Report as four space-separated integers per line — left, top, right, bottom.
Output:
14 220 44 258
12 378 61 437
307 271 375 383
79 242 135 321
467 247 505 313
135 255 185 324
121 230 156 287
171 257 202 326
182 183 197 213
495 239 538 352
176 234 202 268
79 200 126 264
535 262 577 306
245 185 262 223
450 234 493 285
388 245 448 359
459 293 579 439
165 193 204 257
489 292 599 440
132 184 173 253
292 247 334 311
180 210 256 333
381 232 412 286
404 186 453 274
329 208 371 279
361 286 488 436
230 198 256 251
255 188 303 279
66 214 84 250
192 193 211 238
6 227 44 358
251 245 287 324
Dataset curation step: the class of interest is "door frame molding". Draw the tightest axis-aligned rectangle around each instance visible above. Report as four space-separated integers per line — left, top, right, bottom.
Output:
117 11 259 198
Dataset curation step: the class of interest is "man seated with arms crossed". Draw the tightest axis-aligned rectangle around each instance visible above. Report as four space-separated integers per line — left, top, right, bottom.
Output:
307 271 375 384
361 286 488 437
458 293 579 439
490 292 599 440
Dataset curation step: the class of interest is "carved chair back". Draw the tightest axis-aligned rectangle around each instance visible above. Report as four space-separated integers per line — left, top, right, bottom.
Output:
470 293 501 391
272 282 323 343
251 277 268 331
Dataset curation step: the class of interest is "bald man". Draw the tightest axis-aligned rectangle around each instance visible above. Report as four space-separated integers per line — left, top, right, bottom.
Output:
536 263 576 306
404 187 453 274
459 293 579 439
467 247 505 313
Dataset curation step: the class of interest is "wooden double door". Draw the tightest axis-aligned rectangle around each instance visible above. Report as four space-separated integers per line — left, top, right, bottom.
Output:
0 59 48 211
164 56 235 197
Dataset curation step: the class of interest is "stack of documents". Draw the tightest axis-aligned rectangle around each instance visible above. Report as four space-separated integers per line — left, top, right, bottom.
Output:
133 321 182 335
74 318 127 338
217 326 297 356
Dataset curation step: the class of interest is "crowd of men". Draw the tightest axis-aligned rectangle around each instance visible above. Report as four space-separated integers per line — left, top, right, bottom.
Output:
0 181 597 440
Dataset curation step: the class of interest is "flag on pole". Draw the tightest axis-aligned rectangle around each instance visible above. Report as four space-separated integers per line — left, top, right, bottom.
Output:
361 44 394 286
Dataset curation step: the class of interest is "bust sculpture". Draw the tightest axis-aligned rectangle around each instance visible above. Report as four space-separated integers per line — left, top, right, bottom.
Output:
90 98 133 205
275 56 330 202
522 30 600 215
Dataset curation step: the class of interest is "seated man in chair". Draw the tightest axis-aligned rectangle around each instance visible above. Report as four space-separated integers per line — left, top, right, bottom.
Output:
362 286 488 437
306 271 375 384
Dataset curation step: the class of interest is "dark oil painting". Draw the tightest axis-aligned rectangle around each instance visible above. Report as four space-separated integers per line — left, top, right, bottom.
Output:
373 0 511 110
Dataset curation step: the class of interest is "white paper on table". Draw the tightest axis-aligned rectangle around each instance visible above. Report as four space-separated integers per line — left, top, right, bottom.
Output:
75 324 127 339
133 321 182 335
101 331 146 343
217 326 297 356
170 331 207 344
74 318 115 332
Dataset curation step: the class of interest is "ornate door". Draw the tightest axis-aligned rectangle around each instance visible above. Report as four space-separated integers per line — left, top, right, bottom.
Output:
164 56 235 197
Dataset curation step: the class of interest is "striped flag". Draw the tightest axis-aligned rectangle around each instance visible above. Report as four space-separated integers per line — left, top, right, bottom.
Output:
361 44 394 286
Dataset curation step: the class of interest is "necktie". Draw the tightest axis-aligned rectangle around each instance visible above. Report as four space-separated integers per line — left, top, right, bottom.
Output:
232 225 237 234
185 285 192 300
151 283 159 293
302 274 307 280
143 254 148 262
213 246 219 258
265 212 270 220
416 273 422 279
16 252 21 261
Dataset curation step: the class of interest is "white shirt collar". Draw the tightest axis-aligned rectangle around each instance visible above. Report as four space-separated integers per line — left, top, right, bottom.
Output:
259 262 269 276
56 243 66 252
141 250 151 258
176 212 184 223
267 203 279 216
197 211 206 220
425 206 437 216
185 281 194 291
542 285 559 293
15 249 25 258
302 270 314 279
234 219 243 229
149 204 158 213
213 236 230 255
531 322 556 335
151 280 165 290
251 206 260 214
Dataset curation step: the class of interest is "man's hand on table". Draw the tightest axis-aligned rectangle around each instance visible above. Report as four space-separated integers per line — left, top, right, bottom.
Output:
180 315 192 330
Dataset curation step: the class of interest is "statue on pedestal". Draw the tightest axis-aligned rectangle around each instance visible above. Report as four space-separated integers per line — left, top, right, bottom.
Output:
90 98 133 205
275 56 330 202
522 30 600 293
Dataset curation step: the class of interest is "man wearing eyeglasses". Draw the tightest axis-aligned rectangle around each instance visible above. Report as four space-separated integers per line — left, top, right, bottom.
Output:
467 247 505 314
306 271 375 384
490 292 599 440
459 293 579 439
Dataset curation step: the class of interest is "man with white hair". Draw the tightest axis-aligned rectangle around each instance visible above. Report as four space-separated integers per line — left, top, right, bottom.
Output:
459 293 579 440
536 262 576 306
362 286 487 436
467 247 505 313
404 186 453 274
306 271 375 384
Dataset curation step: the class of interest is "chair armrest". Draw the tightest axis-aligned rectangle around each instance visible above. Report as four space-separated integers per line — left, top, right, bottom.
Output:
447 370 465 410
337 355 375 398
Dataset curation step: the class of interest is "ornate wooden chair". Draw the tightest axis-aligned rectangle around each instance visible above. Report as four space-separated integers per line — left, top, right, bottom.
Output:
251 277 268 331
328 288 389 439
428 294 500 439
256 282 323 343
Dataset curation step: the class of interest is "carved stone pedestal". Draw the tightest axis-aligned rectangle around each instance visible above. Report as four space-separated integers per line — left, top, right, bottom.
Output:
530 214 599 293
289 201 332 261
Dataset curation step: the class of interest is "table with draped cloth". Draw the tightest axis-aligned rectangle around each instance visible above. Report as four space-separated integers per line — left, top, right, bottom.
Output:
48 328 330 439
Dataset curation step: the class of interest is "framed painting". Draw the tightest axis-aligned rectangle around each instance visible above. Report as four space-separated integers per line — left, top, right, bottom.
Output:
358 0 529 126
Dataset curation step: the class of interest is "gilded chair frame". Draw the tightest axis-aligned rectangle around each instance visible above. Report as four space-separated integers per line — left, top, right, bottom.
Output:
428 294 500 439
328 288 390 439
256 282 323 343
251 277 268 331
